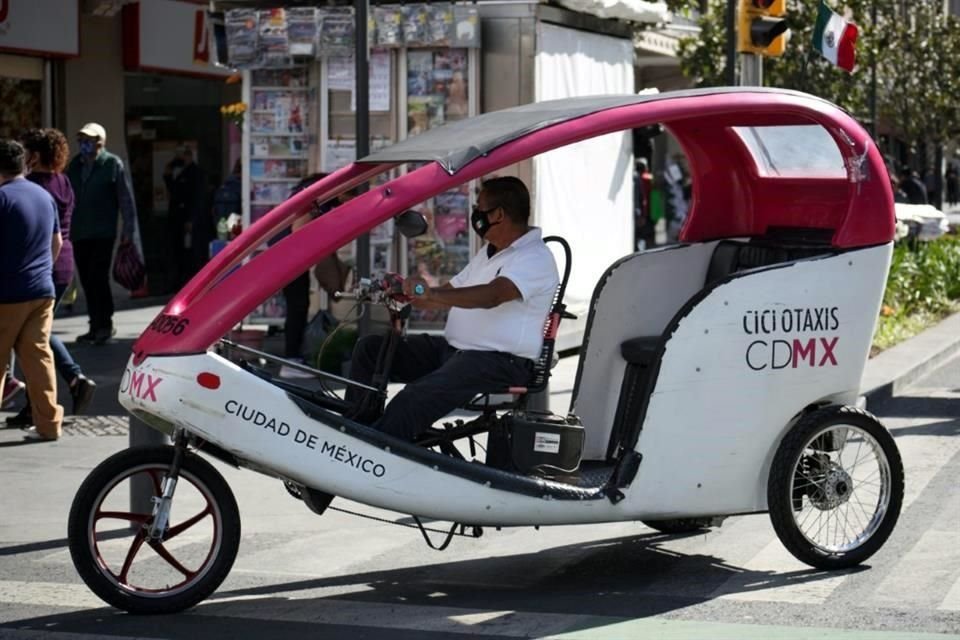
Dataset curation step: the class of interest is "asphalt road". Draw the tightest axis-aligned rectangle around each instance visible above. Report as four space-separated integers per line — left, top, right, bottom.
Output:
0 344 958 638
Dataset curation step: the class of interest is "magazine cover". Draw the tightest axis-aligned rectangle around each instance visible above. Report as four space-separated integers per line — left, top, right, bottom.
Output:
319 7 355 56
428 3 454 47
257 8 290 67
225 9 258 67
374 5 403 47
402 4 430 47
287 7 317 57
452 5 481 48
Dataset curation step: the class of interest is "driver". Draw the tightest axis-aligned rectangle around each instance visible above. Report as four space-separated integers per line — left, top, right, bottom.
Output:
347 177 560 441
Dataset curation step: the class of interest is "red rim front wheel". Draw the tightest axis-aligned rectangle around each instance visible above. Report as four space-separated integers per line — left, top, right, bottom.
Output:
68 445 241 614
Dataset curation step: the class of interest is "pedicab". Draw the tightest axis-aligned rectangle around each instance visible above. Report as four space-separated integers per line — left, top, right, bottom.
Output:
68 87 904 614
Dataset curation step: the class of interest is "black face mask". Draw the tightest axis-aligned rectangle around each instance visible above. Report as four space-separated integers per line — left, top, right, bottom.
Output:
471 205 501 238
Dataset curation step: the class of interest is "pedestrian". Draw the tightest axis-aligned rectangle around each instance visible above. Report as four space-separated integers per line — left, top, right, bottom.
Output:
4 129 97 427
65 123 137 345
0 139 65 441
634 157 654 250
891 176 909 204
663 154 690 243
945 163 958 207
164 145 206 289
898 167 928 206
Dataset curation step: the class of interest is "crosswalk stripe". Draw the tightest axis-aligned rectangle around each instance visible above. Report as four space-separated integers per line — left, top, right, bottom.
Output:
940 575 960 612
545 618 960 639
0 581 106 610
709 539 847 604
871 531 960 608
891 418 960 510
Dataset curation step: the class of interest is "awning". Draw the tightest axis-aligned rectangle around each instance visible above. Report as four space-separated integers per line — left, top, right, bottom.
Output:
553 0 669 23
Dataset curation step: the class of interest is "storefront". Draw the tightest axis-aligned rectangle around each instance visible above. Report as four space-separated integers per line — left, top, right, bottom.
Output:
0 0 80 135
215 1 652 343
122 0 240 294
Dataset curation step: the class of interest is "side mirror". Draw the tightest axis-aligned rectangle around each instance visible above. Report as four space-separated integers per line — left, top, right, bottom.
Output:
395 210 429 238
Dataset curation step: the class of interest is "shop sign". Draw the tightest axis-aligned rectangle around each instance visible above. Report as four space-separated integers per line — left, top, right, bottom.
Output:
0 0 79 57
123 0 232 77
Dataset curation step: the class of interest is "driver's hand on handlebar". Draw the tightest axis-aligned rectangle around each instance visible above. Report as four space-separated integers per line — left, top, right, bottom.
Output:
403 276 431 303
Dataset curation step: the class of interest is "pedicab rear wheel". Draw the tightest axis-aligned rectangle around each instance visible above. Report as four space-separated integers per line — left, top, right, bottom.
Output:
768 406 903 570
68 445 241 614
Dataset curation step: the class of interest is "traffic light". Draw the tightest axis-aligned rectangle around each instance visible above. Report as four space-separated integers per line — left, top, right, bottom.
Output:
738 0 789 57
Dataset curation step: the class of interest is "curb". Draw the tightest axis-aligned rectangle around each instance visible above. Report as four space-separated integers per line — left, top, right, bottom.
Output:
861 311 960 406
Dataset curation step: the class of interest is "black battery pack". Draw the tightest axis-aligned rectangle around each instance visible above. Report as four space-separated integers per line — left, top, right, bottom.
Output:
490 411 584 475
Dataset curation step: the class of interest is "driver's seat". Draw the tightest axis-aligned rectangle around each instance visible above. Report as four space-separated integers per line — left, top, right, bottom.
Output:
417 236 574 450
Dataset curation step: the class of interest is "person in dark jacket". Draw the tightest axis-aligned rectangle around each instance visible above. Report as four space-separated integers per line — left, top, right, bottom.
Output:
164 145 206 289
65 123 136 345
5 129 97 427
899 167 929 205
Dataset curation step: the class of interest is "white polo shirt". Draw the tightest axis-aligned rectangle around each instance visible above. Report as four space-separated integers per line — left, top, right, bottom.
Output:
445 228 560 360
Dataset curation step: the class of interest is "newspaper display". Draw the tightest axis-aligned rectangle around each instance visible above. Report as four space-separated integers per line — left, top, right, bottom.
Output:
224 3 479 68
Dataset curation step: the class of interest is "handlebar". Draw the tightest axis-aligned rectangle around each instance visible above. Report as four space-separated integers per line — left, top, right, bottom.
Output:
333 273 411 309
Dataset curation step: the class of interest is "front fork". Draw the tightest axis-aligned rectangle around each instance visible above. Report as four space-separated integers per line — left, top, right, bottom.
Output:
147 429 188 540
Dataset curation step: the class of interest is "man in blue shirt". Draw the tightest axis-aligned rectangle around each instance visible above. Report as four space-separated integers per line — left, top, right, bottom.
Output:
0 139 65 441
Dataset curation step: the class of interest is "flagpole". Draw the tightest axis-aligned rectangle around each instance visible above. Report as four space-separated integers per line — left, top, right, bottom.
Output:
726 0 737 85
869 0 877 139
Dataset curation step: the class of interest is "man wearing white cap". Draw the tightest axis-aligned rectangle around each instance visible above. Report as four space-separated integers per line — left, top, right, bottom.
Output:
65 123 138 345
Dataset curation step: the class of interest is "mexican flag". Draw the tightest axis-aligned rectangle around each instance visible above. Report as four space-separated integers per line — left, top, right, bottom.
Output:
812 1 858 72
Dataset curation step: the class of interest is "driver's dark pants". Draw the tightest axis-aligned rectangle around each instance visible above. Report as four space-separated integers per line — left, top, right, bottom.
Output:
347 334 533 441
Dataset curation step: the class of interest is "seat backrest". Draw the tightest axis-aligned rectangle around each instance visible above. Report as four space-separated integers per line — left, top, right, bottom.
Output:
705 239 830 286
525 236 572 394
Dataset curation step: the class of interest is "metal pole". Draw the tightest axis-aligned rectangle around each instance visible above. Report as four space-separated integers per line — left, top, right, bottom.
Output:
740 53 762 86
726 0 737 85
355 0 371 337
869 0 878 139
129 417 170 515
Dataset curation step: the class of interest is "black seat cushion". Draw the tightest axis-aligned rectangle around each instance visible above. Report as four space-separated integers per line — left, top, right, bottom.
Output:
620 337 659 366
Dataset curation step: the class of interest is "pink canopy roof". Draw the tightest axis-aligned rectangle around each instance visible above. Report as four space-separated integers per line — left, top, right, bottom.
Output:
133 88 893 360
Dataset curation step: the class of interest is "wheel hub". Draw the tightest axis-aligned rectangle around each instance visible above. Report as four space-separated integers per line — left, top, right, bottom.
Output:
810 463 853 510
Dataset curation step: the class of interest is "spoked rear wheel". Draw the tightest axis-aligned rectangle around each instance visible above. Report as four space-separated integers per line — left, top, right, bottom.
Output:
768 406 904 570
68 445 240 614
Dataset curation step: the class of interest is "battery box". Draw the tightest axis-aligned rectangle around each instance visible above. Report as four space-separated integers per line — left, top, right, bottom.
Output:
488 411 585 475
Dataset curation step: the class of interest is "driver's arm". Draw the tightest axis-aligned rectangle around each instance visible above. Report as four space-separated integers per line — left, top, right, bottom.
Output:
412 277 521 310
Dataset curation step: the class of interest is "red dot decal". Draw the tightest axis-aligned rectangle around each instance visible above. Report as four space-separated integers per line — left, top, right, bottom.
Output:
197 372 221 390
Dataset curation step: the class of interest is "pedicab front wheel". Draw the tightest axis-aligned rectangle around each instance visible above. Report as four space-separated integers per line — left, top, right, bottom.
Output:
68 445 241 614
768 406 904 570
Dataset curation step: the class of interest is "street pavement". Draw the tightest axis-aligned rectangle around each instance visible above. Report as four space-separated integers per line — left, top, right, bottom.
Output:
0 306 959 639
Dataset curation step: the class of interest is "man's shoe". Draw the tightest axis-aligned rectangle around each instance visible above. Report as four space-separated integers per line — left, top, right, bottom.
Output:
71 375 97 415
2 376 25 410
5 406 33 427
22 426 59 442
92 327 117 345
75 331 96 344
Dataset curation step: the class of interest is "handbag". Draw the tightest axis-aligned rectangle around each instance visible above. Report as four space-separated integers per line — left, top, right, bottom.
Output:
112 241 146 291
